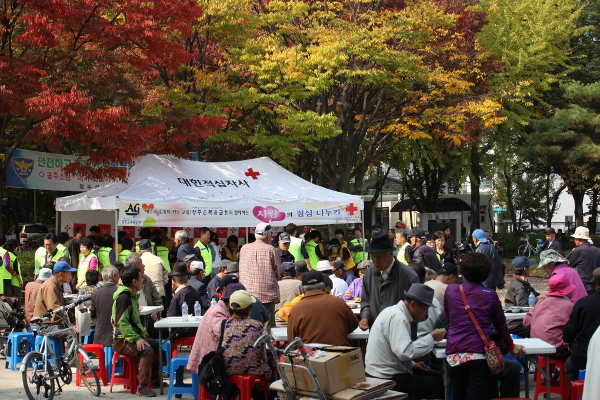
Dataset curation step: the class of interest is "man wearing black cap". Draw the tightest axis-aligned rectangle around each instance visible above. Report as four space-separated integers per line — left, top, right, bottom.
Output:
359 233 420 330
541 227 564 256
287 271 358 346
365 283 446 399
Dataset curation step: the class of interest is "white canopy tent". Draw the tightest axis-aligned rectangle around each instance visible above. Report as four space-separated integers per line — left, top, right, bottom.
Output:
56 154 364 229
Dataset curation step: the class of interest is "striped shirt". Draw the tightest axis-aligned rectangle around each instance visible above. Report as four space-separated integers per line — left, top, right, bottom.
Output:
239 240 281 304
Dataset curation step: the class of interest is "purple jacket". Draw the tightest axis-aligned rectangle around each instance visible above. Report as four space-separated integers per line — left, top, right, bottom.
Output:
444 280 514 355
345 278 363 299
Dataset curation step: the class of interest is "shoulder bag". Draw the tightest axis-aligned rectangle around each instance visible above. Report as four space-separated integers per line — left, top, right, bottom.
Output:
198 319 230 395
459 284 505 374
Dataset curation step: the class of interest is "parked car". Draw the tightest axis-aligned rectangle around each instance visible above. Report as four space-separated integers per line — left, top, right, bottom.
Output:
5 224 50 248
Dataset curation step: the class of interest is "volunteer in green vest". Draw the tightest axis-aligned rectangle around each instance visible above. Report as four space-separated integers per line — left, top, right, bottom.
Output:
35 233 67 276
56 232 70 259
76 237 99 290
305 230 329 271
0 235 15 296
153 236 171 272
329 228 356 270
135 227 155 254
349 228 367 265
97 234 117 272
119 237 134 264
285 223 310 267
194 227 213 276
2 239 23 297
395 230 412 265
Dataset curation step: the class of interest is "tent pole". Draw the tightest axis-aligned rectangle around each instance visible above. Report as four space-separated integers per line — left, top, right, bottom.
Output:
55 210 60 235
114 209 118 256
361 209 366 261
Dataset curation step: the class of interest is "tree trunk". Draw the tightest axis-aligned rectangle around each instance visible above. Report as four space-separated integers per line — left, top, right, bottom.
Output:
505 169 518 232
588 188 599 233
572 188 586 227
470 145 481 232
547 184 566 227
364 165 392 225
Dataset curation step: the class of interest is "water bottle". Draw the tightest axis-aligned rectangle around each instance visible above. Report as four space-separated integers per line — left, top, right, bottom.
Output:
194 301 201 320
528 292 536 309
210 297 217 307
182 301 189 322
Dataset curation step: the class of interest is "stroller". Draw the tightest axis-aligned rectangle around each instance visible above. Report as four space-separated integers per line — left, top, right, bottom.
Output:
0 296 27 358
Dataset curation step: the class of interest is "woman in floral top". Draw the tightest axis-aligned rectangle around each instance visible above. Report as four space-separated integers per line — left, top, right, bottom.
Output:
222 289 272 379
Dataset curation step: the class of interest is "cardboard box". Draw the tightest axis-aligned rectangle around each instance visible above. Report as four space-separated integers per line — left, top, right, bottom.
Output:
281 346 366 395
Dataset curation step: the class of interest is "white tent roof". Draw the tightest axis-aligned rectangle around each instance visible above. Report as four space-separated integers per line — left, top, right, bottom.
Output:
56 155 363 226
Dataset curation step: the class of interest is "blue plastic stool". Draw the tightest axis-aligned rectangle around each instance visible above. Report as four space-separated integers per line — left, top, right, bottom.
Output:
579 369 586 380
5 332 35 370
104 346 114 382
35 335 64 365
83 327 95 344
163 340 172 375
27 326 37 335
167 356 198 400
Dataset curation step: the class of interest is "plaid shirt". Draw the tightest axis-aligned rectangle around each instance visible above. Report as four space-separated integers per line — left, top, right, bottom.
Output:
239 240 282 304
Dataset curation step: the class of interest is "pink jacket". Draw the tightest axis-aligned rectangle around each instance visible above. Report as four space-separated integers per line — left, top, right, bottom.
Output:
523 295 573 353
187 300 230 373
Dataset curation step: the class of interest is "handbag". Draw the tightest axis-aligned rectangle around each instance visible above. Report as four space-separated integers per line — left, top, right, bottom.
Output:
198 319 230 396
459 284 505 374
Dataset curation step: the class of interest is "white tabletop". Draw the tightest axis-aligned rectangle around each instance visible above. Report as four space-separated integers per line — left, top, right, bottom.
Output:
433 337 556 358
504 312 527 321
140 305 164 315
271 326 369 342
154 316 202 328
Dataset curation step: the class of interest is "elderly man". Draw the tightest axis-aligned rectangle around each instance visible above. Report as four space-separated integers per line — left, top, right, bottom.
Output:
173 230 198 263
424 262 458 306
472 228 506 290
33 261 77 326
538 249 587 304
25 266 53 325
188 261 210 315
317 260 348 298
411 228 440 273
541 227 564 256
91 265 120 347
567 226 600 295
226 261 239 277
276 262 304 327
360 233 420 330
139 239 169 300
275 232 295 263
112 266 164 397
168 262 201 337
287 271 358 346
207 259 230 301
395 230 412 266
125 252 163 308
239 222 282 331
34 233 67 276
563 268 600 382
365 283 446 399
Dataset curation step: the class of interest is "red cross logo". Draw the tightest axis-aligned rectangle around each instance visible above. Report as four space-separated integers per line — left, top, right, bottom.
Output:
245 168 260 180
346 203 358 215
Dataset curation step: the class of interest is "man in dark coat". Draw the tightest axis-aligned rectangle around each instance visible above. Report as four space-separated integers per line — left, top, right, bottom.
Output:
473 229 506 290
568 226 600 294
411 228 441 273
541 227 564 256
188 261 210 315
359 232 419 330
90 266 120 346
168 262 201 337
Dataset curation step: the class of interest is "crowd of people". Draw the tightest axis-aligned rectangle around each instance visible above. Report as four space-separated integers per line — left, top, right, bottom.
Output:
2 221 600 400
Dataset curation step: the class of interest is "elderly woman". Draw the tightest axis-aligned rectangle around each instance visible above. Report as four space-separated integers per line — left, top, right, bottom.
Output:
445 252 525 399
344 260 371 300
434 231 454 264
537 249 587 304
222 290 272 379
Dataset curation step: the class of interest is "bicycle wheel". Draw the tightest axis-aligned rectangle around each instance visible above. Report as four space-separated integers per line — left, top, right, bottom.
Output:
22 351 55 400
75 351 101 396
518 245 529 257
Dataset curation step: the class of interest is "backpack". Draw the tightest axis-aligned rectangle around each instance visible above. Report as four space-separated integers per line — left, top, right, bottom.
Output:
198 319 230 396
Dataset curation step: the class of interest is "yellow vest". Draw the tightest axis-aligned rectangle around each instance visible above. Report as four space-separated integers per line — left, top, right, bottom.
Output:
288 237 304 263
77 253 98 288
118 249 132 264
0 249 12 293
397 242 411 265
331 241 356 270
156 246 171 272
8 252 22 286
350 238 366 264
194 240 213 275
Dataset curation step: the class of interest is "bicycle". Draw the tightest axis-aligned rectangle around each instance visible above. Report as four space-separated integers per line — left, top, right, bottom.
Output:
20 296 101 400
518 235 543 258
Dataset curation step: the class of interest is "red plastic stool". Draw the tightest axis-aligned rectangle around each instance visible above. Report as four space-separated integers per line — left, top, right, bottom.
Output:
76 344 108 386
228 375 269 400
199 385 212 400
534 356 569 400
171 336 195 358
570 379 585 400
109 352 138 394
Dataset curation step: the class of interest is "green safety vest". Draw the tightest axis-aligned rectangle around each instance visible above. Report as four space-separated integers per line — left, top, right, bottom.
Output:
8 252 22 287
156 245 171 272
77 253 98 288
56 243 69 259
194 241 213 276
288 237 304 264
135 241 155 254
350 238 366 264
0 249 12 294
97 246 113 270
305 240 321 270
118 249 132 264
397 242 411 265
34 247 66 275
